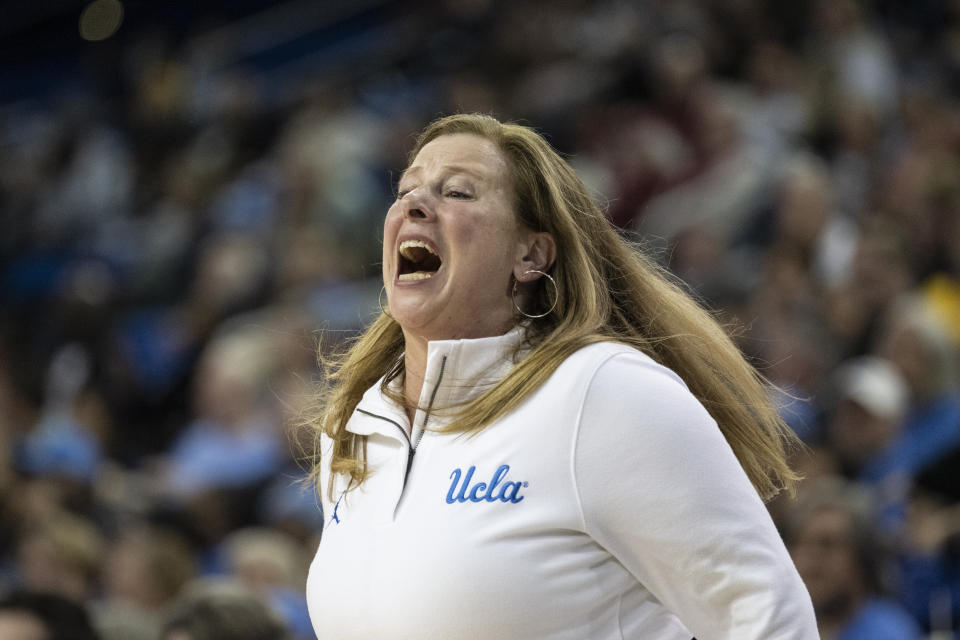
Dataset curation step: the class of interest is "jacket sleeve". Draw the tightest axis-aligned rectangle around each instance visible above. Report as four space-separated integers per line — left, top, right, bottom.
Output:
572 352 818 639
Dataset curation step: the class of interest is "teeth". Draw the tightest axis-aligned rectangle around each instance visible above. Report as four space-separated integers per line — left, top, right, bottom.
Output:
399 240 437 260
398 272 434 281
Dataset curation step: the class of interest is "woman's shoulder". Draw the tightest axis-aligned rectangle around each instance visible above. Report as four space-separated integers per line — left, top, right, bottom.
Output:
555 340 689 392
542 340 719 437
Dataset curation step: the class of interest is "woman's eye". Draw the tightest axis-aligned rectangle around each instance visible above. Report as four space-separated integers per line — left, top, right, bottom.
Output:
396 189 411 199
445 190 471 199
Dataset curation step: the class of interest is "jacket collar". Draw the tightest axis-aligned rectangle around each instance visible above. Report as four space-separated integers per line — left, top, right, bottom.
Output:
349 326 527 438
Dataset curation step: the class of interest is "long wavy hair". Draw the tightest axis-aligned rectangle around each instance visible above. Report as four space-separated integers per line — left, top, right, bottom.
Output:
308 113 800 501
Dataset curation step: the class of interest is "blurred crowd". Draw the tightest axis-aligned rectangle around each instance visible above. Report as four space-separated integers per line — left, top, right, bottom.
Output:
1 0 960 638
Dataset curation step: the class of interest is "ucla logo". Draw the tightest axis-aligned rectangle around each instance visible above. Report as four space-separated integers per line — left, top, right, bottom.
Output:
446 464 527 504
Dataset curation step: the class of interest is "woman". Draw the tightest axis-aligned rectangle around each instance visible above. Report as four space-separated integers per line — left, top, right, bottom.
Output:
305 114 817 638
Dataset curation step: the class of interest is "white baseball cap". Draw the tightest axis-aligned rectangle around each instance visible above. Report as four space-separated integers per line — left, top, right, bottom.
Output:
835 356 910 419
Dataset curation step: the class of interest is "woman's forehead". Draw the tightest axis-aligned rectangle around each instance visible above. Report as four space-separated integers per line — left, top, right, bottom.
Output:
403 133 507 180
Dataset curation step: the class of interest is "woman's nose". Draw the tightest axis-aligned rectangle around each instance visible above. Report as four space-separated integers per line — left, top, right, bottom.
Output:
401 189 433 220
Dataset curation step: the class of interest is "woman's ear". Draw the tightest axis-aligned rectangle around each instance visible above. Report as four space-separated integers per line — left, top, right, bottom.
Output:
514 232 556 281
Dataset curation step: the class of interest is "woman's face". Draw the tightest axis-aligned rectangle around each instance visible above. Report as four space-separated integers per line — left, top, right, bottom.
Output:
383 133 528 343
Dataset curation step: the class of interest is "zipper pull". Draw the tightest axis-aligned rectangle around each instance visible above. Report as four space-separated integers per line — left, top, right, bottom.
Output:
405 448 416 479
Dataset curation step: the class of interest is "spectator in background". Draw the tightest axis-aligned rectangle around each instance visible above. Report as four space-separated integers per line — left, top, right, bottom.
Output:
824 355 913 538
826 218 914 357
221 528 312 639
160 580 290 640
0 589 100 640
870 296 960 489
95 522 195 621
788 476 922 640
15 512 104 604
826 355 910 478
108 233 272 461
151 326 289 568
897 454 960 634
769 154 856 293
159 327 285 499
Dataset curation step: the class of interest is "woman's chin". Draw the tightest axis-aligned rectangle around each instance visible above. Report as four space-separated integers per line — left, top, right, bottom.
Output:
391 303 465 344
388 296 438 332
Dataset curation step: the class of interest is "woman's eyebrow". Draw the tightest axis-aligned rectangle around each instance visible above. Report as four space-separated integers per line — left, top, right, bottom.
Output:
399 164 487 184
441 165 486 181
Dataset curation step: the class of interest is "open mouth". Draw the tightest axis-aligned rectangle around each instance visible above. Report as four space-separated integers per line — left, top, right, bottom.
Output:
398 240 442 281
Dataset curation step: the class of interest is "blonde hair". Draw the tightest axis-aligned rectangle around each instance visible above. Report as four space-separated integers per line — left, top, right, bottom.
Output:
309 113 800 501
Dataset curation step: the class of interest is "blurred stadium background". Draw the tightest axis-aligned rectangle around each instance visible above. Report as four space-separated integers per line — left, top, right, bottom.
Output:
2 0 960 638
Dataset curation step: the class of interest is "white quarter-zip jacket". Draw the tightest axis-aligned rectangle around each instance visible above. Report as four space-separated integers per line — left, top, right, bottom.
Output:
306 328 817 639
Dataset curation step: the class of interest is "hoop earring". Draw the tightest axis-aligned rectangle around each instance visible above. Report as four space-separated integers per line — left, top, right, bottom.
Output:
378 286 393 319
512 270 558 319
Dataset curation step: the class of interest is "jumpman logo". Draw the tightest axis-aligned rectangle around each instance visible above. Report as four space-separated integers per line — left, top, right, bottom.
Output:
330 492 344 525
